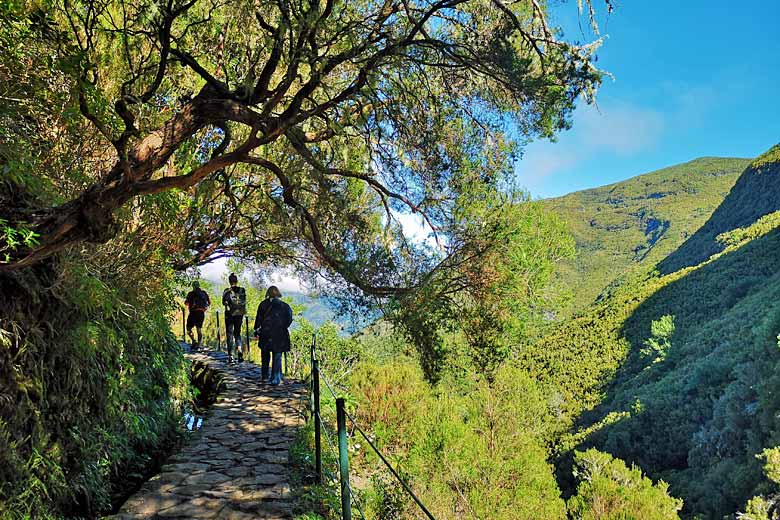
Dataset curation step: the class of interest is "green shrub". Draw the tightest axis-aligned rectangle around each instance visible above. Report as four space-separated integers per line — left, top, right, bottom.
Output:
349 362 430 450
567 449 683 520
347 360 567 519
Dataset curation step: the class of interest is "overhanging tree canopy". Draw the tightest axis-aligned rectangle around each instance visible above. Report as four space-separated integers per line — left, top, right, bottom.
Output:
1 0 606 293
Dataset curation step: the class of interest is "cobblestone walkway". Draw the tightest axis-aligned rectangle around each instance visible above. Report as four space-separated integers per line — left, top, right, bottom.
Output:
110 351 306 520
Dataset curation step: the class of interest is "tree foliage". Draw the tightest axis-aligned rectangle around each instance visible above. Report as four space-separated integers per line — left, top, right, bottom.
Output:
1 0 603 298
390 190 575 380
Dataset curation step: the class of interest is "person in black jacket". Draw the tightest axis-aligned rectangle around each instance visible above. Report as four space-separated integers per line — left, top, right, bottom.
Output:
253 286 293 385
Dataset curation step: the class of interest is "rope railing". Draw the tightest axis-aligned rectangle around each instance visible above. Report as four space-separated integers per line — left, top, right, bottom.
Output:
309 335 437 520
343 409 436 520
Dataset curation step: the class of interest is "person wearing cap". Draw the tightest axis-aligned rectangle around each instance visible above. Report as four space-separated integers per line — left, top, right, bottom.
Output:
184 281 210 350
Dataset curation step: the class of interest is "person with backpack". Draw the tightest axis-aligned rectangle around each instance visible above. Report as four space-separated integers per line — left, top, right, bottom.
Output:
184 281 210 350
222 273 247 364
253 286 293 385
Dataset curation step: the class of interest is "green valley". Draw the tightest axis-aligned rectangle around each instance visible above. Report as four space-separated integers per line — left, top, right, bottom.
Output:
524 145 780 518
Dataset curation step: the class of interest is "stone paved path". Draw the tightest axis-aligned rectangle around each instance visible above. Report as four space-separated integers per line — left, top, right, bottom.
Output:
110 350 306 520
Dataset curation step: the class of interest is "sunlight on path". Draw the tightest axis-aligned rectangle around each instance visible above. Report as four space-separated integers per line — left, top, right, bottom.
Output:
108 351 307 520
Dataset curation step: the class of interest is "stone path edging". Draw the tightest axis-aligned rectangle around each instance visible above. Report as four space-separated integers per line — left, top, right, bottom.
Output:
109 350 306 519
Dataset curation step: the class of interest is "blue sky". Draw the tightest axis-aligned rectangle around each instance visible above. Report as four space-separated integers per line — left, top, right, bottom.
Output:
517 1 780 199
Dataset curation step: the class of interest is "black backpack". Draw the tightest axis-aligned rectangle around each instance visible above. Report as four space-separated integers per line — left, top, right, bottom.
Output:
259 299 286 337
225 287 247 316
260 300 282 338
192 289 209 309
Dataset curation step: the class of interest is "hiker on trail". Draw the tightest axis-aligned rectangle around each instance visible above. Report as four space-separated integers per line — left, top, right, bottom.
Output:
253 286 293 385
222 273 247 365
184 281 210 350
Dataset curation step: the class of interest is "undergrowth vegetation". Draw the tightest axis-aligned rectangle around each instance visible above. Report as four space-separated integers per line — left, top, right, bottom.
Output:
289 145 780 520
0 252 190 519
289 325 681 519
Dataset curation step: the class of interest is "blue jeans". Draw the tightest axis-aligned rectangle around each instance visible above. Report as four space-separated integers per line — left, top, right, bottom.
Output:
270 352 283 384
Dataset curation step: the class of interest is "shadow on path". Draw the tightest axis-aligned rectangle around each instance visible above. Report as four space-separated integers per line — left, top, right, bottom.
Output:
108 351 306 520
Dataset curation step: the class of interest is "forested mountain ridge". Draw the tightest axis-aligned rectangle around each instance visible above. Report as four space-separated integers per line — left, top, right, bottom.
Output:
526 144 780 518
544 157 752 316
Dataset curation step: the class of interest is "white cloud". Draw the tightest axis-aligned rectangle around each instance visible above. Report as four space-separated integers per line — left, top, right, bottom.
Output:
516 100 665 193
392 210 429 242
390 209 444 249
198 256 228 284
196 256 305 294
263 271 304 294
578 102 664 154
516 148 578 186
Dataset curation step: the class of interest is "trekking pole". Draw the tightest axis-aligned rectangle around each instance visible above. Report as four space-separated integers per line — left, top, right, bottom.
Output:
313 359 322 484
336 398 352 520
216 311 222 351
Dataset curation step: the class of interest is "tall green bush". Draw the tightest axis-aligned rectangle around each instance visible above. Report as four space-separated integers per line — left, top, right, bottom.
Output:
567 449 683 520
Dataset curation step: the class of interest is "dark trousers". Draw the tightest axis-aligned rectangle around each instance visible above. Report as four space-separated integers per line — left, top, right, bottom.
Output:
225 315 243 357
261 348 271 379
186 310 205 345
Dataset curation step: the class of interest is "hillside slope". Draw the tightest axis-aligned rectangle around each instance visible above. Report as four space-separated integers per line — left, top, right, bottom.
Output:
545 157 751 316
658 145 780 273
528 145 780 519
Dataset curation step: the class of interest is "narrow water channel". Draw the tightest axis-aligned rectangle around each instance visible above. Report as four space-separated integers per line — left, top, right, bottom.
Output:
104 357 225 516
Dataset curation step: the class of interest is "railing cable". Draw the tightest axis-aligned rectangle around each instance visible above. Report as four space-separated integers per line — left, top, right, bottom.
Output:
343 409 436 520
312 336 435 520
320 370 340 400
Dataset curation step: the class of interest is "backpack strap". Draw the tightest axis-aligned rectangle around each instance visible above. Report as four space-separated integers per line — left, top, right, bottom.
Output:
260 298 274 321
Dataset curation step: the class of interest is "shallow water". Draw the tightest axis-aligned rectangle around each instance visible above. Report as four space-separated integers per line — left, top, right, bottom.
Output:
182 410 204 431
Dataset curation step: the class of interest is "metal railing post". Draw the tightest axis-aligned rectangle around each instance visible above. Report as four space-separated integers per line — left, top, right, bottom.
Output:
313 359 322 484
216 311 222 351
309 334 316 410
336 398 352 520
244 315 250 361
